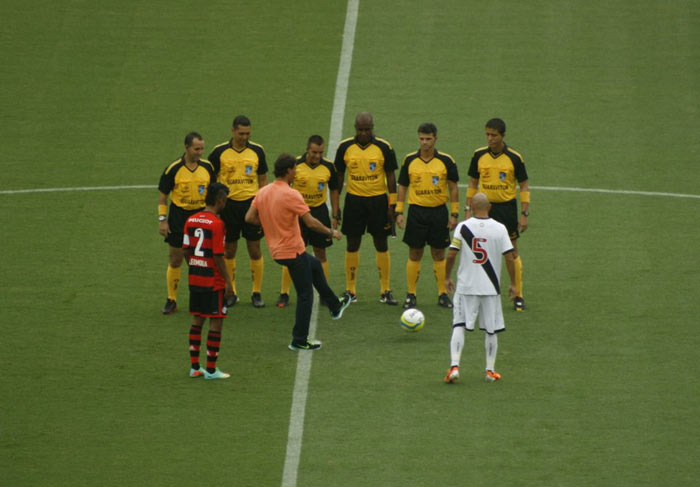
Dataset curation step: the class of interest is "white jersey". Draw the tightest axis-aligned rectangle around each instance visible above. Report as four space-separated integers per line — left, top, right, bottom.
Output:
450 217 514 295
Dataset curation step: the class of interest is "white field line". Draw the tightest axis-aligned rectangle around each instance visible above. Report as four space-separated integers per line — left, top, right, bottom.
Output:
281 1 359 487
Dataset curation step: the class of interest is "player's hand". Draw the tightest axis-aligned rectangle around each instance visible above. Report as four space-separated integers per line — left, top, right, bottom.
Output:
448 215 457 230
519 215 528 233
464 209 471 220
332 217 339 230
396 214 404 229
508 284 517 299
158 221 170 237
387 204 396 222
331 228 342 240
445 279 455 294
225 282 235 299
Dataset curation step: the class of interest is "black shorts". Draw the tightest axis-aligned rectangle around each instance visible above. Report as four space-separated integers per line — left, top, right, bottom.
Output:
165 204 200 248
221 198 264 242
189 289 228 318
489 199 519 240
341 193 390 238
403 204 451 249
301 204 333 249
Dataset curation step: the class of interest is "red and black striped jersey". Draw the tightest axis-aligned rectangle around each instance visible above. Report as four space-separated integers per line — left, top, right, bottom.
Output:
183 211 226 292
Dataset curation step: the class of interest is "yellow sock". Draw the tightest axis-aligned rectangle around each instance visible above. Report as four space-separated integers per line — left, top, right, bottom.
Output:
406 259 421 295
225 257 237 294
345 251 359 293
321 260 329 280
514 255 523 297
251 257 264 293
166 265 181 301
376 251 390 293
433 259 447 295
281 266 292 294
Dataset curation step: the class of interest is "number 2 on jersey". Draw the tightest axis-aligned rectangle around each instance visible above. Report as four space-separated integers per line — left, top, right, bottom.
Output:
193 227 205 257
471 237 488 264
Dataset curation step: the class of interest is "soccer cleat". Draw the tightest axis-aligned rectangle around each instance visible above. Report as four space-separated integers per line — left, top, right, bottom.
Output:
485 370 502 382
251 292 265 308
342 290 357 303
189 367 204 378
514 296 526 312
402 293 417 310
438 293 453 309
276 293 290 308
288 340 322 351
444 366 460 384
204 368 231 380
380 290 398 305
226 294 239 308
161 299 177 315
330 295 352 320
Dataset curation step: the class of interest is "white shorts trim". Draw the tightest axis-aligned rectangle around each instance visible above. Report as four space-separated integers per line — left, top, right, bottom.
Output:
452 294 505 334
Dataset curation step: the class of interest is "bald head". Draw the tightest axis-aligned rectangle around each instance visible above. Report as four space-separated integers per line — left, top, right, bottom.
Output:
471 192 491 217
354 112 374 144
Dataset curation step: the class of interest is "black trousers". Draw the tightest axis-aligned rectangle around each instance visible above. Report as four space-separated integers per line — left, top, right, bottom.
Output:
275 252 341 342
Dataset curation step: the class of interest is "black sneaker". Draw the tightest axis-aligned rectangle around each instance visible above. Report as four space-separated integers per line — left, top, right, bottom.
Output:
226 294 239 308
343 290 357 303
330 295 352 320
161 299 177 315
380 290 398 305
276 293 290 308
251 292 265 308
403 293 417 310
514 296 526 312
438 293 453 308
288 339 322 351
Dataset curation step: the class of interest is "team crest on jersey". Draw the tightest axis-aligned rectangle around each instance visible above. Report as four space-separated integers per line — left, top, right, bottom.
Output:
499 171 506 181
198 185 205 194
317 182 325 191
432 176 439 186
369 162 377 171
245 165 253 175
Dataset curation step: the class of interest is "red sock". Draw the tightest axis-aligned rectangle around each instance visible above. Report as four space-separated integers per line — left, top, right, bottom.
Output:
206 330 222 373
189 325 202 369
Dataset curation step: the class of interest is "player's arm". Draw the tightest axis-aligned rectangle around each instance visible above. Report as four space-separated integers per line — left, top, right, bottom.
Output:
158 191 170 237
448 180 459 230
395 183 408 229
386 169 397 223
504 249 517 299
213 254 234 298
244 202 260 225
518 180 530 233
301 211 341 240
330 189 340 230
465 177 479 218
258 173 268 189
444 247 459 294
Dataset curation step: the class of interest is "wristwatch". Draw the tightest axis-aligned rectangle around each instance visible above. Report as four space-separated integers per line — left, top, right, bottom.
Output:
450 213 459 218
158 215 167 222
521 210 530 217
464 205 471 212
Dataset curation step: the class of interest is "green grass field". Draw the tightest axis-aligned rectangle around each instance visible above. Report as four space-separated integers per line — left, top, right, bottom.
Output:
2 1 699 486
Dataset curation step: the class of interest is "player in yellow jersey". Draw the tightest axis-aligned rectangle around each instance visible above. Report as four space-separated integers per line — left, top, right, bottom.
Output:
466 118 530 311
276 135 340 308
208 115 269 308
395 123 460 310
335 112 399 305
157 132 215 314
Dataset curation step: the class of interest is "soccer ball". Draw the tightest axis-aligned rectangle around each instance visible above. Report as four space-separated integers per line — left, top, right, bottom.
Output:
400 308 425 332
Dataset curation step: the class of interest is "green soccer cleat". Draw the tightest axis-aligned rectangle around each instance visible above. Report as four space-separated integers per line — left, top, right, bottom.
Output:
288 340 322 351
204 368 231 380
189 367 204 378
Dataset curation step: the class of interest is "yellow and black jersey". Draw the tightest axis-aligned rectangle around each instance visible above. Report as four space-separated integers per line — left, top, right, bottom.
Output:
158 156 215 210
467 144 527 203
293 155 338 207
207 140 268 201
334 135 398 197
398 150 459 207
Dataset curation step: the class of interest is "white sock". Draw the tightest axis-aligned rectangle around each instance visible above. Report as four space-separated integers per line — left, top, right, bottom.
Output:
485 333 498 371
450 325 465 367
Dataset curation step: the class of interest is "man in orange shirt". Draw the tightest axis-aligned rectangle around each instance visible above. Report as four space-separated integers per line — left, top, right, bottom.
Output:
245 154 352 350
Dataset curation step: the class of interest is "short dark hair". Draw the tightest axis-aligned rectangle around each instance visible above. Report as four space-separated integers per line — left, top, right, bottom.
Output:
205 182 229 206
274 153 297 178
418 123 437 136
232 115 251 128
307 135 324 147
184 132 203 147
485 118 506 135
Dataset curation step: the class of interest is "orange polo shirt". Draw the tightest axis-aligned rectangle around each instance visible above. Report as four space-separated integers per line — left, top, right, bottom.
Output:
252 179 309 259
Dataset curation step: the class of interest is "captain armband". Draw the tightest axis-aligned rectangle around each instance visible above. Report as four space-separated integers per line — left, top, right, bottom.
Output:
520 190 530 204
466 187 477 199
394 201 404 214
388 193 397 205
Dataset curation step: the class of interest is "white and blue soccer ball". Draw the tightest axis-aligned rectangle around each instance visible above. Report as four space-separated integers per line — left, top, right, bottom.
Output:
400 308 425 332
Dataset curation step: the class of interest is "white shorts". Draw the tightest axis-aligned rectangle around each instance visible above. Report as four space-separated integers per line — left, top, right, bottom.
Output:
452 294 505 334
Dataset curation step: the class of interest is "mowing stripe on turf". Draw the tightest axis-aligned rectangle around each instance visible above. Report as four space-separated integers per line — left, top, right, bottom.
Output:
281 1 359 487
